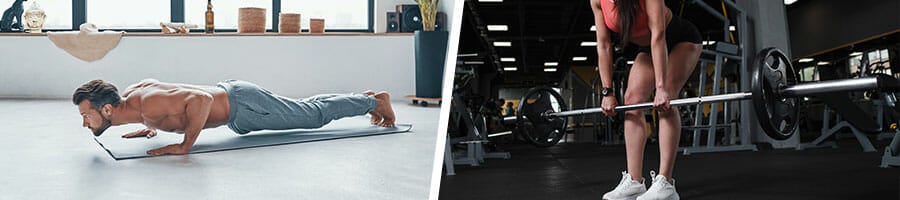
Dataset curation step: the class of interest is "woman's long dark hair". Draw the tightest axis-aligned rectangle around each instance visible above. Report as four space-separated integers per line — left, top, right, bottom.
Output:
616 0 640 47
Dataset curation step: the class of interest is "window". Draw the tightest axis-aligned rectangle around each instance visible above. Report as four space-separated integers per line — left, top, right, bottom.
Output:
185 0 273 30
800 66 818 82
0 0 71 30
281 0 369 30
850 48 892 77
0 0 373 32
86 0 170 29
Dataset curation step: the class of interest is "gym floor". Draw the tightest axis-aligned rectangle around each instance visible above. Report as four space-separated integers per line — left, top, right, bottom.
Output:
0 99 441 200
440 138 900 199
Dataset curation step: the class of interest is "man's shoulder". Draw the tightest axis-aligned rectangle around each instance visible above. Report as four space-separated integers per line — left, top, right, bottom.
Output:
139 78 160 84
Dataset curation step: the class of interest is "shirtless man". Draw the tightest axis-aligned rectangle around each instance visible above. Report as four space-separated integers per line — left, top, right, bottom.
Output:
73 79 396 156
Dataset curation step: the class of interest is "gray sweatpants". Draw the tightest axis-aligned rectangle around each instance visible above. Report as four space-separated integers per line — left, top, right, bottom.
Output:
217 80 377 134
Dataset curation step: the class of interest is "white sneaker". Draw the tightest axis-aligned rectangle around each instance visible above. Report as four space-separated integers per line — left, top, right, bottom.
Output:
637 171 680 200
602 171 647 200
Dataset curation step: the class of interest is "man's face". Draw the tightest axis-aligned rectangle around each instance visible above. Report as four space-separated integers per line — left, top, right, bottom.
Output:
77 100 111 136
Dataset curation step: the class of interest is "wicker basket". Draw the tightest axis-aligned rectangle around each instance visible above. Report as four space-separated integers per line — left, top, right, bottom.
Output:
309 18 325 34
278 13 301 33
238 7 266 33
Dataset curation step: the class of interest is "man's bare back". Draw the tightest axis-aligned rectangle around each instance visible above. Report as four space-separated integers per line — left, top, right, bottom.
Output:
121 79 232 133
74 79 396 156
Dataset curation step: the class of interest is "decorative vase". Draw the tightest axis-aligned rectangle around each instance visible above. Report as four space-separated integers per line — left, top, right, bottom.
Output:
414 30 449 98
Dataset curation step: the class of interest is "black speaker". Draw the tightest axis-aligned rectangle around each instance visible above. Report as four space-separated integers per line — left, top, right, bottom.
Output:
386 12 400 32
433 12 446 31
398 4 422 32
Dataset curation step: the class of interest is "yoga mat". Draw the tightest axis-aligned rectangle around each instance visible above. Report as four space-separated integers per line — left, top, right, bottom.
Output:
94 117 412 160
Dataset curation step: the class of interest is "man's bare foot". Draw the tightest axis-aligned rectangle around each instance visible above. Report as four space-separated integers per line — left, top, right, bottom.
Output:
373 91 396 127
363 90 381 125
369 112 383 125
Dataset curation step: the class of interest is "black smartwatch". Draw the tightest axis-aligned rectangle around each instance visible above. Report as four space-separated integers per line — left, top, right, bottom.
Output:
601 87 615 97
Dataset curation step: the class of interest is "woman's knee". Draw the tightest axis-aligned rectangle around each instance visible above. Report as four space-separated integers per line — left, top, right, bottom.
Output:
623 91 649 105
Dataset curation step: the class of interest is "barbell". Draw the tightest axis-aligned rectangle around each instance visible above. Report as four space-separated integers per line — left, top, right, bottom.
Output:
504 47 900 147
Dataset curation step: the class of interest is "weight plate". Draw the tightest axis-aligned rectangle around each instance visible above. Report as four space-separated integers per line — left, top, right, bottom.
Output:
752 47 802 140
516 87 568 147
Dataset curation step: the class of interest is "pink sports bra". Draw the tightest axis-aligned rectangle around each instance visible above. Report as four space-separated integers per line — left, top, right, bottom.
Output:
598 0 668 40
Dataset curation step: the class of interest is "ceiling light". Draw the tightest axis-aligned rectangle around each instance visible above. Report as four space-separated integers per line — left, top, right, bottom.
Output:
493 41 511 47
487 25 508 31
479 0 503 2
817 61 830 65
503 67 517 71
581 41 597 46
626 61 634 65
544 62 558 66
590 25 596 31
463 61 484 65
798 58 814 63
849 52 863 56
702 41 717 46
784 0 798 5
573 57 587 61
501 57 516 62
544 68 557 72
729 25 736 31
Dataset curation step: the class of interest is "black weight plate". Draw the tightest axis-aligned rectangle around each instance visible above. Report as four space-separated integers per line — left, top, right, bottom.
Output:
752 47 802 140
516 87 568 147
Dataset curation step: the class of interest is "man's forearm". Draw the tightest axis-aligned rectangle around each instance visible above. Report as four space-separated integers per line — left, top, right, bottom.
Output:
179 93 213 151
180 128 201 151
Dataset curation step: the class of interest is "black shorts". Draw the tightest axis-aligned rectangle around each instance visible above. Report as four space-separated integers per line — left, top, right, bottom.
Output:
635 16 702 54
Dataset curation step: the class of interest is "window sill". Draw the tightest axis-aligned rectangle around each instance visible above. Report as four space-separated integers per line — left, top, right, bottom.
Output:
0 32 415 37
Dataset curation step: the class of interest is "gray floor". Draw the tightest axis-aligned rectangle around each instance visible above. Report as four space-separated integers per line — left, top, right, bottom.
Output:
0 99 441 200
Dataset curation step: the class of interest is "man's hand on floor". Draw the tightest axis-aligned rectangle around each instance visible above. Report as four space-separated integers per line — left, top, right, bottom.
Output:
122 128 157 138
147 143 189 156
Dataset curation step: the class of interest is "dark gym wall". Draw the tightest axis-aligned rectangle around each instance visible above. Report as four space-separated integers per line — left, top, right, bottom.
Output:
787 0 900 58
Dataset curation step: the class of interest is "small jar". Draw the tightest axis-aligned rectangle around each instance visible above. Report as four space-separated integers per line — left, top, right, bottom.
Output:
309 18 325 34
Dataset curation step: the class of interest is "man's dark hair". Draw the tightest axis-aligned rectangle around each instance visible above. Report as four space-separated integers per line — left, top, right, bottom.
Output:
617 0 640 47
72 79 121 109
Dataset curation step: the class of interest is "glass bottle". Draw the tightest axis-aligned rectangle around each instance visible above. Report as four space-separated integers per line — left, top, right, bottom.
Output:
205 0 214 33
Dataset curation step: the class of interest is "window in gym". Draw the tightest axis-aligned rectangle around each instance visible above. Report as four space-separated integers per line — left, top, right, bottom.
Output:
86 1 170 29
0 0 71 30
850 48 892 77
800 66 819 82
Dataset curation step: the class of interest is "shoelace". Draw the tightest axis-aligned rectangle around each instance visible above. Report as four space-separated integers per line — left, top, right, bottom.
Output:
614 171 629 190
646 170 664 193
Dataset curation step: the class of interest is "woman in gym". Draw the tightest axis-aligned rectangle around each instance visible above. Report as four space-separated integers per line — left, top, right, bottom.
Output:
591 0 702 199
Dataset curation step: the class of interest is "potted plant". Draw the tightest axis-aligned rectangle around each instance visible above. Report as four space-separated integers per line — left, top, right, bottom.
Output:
414 0 448 98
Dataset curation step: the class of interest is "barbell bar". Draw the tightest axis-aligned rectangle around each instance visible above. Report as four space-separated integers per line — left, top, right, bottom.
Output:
504 47 899 147
537 77 884 118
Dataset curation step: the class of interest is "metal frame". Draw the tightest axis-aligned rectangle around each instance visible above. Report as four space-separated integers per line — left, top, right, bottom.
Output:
68 0 374 32
881 129 900 168
796 104 877 152
445 96 511 176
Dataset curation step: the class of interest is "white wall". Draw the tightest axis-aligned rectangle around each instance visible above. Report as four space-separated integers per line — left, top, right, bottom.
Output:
0 35 414 99
374 0 457 33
